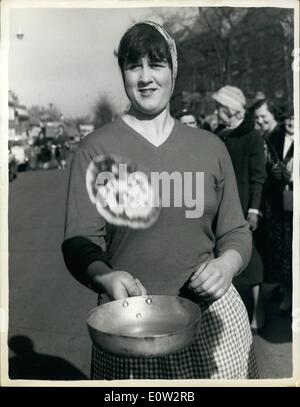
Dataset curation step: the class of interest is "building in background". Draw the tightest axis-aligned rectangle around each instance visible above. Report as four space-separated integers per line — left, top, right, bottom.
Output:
9 90 29 139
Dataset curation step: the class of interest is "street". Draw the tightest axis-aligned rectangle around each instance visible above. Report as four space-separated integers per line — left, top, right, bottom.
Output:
8 161 293 381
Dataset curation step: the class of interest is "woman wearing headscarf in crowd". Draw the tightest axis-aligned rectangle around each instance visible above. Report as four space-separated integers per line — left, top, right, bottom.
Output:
252 99 293 314
212 86 266 334
62 21 258 379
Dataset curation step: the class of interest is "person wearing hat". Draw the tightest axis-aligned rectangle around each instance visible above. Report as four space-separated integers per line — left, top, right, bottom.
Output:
212 86 267 334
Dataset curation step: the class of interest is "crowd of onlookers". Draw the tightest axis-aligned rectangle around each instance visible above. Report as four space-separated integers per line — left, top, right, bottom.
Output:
176 87 294 334
32 124 69 170
9 123 71 180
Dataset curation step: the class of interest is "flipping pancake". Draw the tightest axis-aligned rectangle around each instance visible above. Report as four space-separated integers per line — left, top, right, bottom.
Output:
86 155 160 229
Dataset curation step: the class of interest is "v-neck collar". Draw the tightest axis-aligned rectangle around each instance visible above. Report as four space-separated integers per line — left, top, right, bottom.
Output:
119 117 178 150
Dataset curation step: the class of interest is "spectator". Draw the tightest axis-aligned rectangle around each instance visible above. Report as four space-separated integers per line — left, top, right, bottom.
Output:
252 98 292 313
201 113 219 132
176 109 198 128
212 85 267 334
34 125 52 168
54 124 69 170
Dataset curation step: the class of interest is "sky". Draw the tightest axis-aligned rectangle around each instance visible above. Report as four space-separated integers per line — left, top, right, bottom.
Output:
8 6 197 118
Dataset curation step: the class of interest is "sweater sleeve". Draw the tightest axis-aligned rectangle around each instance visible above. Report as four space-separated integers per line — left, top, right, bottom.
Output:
61 147 112 288
248 131 267 210
214 145 252 270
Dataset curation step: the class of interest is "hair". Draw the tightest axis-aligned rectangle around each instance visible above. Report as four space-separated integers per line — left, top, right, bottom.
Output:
250 98 283 122
281 103 294 120
117 23 172 73
176 109 196 120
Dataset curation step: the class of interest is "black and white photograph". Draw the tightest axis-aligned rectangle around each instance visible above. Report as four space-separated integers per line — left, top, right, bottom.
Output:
1 0 299 386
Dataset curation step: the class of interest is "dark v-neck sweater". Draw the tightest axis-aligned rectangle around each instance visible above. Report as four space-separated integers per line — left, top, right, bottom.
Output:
62 118 251 295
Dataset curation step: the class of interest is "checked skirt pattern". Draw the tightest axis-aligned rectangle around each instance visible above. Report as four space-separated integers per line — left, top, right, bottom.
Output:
92 285 258 380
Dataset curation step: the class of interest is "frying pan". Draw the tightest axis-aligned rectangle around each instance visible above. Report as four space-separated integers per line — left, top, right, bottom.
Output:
87 295 201 357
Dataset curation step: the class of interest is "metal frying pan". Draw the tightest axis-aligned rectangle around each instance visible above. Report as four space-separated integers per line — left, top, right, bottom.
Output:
87 295 201 357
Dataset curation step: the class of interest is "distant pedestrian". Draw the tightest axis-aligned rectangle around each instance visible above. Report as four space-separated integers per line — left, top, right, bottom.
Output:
54 124 68 169
34 125 52 168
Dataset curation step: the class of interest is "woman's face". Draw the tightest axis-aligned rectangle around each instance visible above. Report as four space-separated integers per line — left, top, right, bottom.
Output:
217 103 233 126
179 114 197 128
215 103 237 127
123 57 172 116
254 103 277 133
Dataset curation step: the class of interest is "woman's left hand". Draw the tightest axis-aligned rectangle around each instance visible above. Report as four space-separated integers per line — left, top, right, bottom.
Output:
188 250 242 301
247 212 259 231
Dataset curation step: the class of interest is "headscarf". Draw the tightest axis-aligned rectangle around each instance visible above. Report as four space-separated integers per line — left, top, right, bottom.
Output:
212 85 246 113
142 21 178 93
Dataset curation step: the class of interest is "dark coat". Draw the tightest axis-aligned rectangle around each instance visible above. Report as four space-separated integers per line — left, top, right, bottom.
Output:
215 115 267 286
216 116 266 215
54 134 68 161
257 124 292 284
263 124 287 211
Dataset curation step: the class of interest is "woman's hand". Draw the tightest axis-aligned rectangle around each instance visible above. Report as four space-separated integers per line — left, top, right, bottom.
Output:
271 162 284 180
247 212 259 231
188 250 242 301
87 261 147 300
92 270 147 301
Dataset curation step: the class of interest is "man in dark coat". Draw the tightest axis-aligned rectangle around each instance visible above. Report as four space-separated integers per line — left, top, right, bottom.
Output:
212 86 267 334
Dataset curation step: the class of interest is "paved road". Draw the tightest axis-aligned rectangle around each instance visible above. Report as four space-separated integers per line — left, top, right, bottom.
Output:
7 163 293 380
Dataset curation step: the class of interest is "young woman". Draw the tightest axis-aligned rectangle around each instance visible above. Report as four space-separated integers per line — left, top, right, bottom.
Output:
253 99 293 314
62 21 258 379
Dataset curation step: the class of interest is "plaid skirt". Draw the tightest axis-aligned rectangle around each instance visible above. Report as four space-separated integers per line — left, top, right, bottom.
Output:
91 285 258 380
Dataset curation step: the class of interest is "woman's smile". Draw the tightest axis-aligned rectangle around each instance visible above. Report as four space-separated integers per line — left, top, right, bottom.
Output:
139 87 157 96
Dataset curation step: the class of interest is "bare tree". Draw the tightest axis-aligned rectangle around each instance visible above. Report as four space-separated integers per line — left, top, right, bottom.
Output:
28 103 62 124
128 7 294 110
93 94 115 129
